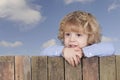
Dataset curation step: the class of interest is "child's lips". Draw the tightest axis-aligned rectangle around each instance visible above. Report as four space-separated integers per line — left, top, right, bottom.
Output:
68 45 81 51
69 45 78 48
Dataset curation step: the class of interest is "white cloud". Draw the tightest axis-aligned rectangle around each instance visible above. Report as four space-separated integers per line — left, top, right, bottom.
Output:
0 40 23 48
64 0 94 4
0 0 43 25
101 36 119 42
108 2 120 12
42 39 56 48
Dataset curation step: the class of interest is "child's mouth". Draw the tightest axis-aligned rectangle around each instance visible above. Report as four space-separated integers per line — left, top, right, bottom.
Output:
69 45 78 48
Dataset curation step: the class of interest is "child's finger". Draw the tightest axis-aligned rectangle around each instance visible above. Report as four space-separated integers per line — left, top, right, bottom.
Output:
66 58 75 67
71 58 75 67
76 53 82 59
73 56 79 67
68 58 75 67
76 55 80 63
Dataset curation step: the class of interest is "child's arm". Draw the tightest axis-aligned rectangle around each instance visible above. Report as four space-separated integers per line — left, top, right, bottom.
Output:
40 45 64 56
83 42 115 57
62 42 115 67
40 42 115 57
40 42 115 67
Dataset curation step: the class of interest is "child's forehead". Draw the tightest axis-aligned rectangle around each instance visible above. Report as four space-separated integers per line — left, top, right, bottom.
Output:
63 23 84 33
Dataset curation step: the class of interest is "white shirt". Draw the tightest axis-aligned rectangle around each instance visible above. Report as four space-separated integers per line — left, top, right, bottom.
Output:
40 42 115 57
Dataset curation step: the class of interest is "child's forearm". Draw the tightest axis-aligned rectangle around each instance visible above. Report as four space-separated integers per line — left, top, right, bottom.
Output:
82 42 115 57
40 45 64 56
40 42 115 57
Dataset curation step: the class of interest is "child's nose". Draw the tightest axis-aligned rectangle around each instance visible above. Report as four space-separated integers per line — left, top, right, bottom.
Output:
70 36 76 41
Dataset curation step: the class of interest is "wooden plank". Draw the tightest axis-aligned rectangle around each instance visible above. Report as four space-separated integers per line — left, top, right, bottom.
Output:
0 56 14 62
48 57 64 80
15 56 31 80
65 59 82 80
0 56 14 80
32 56 47 80
83 57 99 80
100 56 116 80
116 55 120 80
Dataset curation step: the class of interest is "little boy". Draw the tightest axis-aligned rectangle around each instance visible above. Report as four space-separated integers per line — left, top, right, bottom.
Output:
41 10 115 67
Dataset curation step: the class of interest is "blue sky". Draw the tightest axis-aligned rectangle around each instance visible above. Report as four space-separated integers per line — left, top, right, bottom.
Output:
0 0 120 55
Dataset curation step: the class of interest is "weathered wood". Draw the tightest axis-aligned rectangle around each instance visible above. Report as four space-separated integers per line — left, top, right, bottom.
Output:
0 55 119 80
15 56 31 80
65 59 82 80
32 56 47 80
100 56 116 80
48 57 64 80
116 55 120 80
0 56 14 62
0 56 14 80
83 57 99 80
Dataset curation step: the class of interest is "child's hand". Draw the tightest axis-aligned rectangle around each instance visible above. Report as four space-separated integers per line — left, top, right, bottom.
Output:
62 47 83 67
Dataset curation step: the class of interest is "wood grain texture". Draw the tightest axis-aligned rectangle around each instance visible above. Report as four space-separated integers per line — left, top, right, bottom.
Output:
48 57 64 80
116 55 120 80
83 57 99 80
0 55 119 80
32 56 47 80
0 56 14 80
15 56 31 80
65 59 82 80
100 56 116 80
0 56 14 62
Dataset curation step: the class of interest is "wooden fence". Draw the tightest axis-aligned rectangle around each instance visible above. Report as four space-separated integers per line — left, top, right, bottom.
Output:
0 56 120 80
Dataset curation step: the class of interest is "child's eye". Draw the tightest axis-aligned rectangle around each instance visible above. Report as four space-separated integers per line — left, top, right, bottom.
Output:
65 33 70 36
77 34 82 37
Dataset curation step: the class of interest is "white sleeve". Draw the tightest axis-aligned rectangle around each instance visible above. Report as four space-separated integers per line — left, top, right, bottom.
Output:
40 45 64 56
82 42 115 57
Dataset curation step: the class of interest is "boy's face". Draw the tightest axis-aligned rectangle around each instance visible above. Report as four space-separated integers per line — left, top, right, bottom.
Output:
63 31 88 49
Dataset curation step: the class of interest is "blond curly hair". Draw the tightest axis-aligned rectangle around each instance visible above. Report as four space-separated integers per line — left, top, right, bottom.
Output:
58 10 101 45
